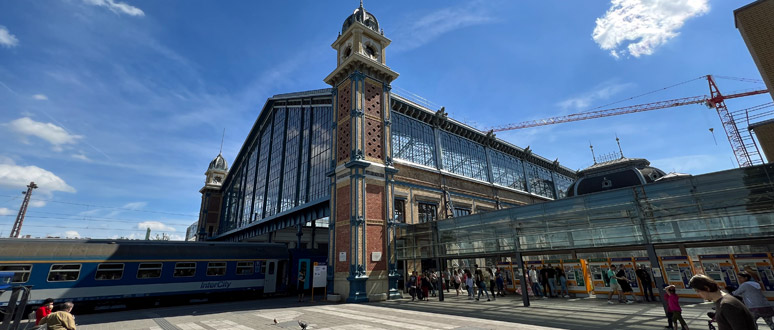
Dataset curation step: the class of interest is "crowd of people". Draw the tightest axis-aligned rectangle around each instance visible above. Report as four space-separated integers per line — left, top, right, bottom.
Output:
407 265 507 302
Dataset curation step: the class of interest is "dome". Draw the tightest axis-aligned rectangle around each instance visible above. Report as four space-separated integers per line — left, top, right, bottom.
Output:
342 2 379 34
566 157 667 197
208 153 228 171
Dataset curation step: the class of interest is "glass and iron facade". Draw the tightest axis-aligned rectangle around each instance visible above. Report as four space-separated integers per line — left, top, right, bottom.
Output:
397 163 774 260
390 96 576 200
214 91 575 239
218 90 333 235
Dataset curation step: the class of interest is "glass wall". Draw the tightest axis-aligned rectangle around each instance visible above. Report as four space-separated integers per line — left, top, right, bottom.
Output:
396 164 774 259
219 102 333 235
391 113 436 167
390 112 574 199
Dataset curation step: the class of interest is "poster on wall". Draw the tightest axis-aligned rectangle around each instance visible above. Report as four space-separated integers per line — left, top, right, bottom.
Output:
698 254 738 289
659 256 697 297
733 253 774 297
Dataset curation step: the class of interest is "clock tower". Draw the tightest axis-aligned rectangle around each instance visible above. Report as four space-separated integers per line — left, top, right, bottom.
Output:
197 153 227 240
325 1 401 302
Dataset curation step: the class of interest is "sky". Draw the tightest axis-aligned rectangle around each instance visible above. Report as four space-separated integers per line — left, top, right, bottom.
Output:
0 0 772 240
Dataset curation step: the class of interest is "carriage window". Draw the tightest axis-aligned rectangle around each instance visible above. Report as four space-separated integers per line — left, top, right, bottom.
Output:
47 264 81 282
95 263 124 280
137 263 162 279
236 261 254 275
206 262 227 276
0 265 32 283
173 262 196 277
268 262 275 275
261 261 266 274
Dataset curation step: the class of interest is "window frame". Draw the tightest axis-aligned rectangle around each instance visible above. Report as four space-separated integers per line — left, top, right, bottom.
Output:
136 262 163 279
394 198 406 223
418 201 438 223
47 264 82 282
94 263 124 281
0 264 33 283
236 261 254 276
173 262 197 278
206 262 227 277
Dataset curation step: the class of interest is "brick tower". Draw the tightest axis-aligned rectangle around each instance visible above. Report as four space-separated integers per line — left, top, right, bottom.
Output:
324 2 400 302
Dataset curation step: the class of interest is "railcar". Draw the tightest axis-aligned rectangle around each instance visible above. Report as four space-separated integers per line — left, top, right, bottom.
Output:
0 239 289 311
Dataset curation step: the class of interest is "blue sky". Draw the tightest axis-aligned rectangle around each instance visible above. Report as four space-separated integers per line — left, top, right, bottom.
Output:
0 0 771 240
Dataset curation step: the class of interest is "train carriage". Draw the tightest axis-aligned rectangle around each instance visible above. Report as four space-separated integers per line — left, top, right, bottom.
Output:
0 239 289 310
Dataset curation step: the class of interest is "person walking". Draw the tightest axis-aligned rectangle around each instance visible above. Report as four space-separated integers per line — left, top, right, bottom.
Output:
465 269 475 300
39 301 76 330
35 298 54 326
607 265 623 304
556 265 569 298
733 271 774 329
690 274 755 330
453 270 462 296
665 285 689 330
635 264 656 302
421 271 432 301
408 271 419 301
495 269 506 297
616 264 636 303
444 268 451 293
529 266 546 299
546 263 558 297
297 269 306 302
488 268 497 300
475 265 490 301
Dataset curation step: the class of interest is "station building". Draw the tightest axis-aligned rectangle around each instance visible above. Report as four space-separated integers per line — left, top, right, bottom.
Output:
198 2 774 303
197 3 576 301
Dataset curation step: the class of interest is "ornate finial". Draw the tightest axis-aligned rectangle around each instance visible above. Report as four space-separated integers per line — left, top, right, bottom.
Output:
616 134 624 158
219 128 225 154
589 142 597 164
360 0 364 8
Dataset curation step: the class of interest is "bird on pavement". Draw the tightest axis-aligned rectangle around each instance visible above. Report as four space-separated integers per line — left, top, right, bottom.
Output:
298 320 308 330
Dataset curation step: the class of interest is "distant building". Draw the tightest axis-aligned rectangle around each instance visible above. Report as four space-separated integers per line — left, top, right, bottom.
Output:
185 222 198 241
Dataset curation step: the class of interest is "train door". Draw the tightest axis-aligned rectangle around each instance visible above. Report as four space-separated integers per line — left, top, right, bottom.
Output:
264 259 278 293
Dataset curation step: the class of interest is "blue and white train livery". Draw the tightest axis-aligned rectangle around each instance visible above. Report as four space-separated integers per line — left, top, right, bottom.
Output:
0 239 289 310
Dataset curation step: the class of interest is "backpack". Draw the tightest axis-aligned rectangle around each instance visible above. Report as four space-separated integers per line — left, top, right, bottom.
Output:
602 269 611 286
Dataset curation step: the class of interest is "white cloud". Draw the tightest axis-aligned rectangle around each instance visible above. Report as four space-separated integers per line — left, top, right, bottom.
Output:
28 200 47 208
650 154 719 174
72 153 91 162
123 201 146 210
592 0 709 58
391 2 497 53
0 207 14 216
557 81 635 110
137 221 176 232
0 25 19 48
64 230 80 238
83 0 144 17
32 94 48 100
168 234 185 241
7 117 83 152
0 163 76 195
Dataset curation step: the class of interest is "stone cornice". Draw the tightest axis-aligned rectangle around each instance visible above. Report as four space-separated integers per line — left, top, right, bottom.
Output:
325 53 399 86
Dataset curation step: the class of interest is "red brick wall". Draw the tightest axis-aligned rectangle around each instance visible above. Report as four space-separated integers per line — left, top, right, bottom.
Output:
366 224 386 271
337 119 351 163
336 186 350 223
364 118 383 160
365 184 384 220
364 80 382 118
335 226 350 272
338 81 351 121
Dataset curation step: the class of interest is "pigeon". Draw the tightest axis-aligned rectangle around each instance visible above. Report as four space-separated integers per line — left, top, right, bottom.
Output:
298 320 308 330
274 319 278 324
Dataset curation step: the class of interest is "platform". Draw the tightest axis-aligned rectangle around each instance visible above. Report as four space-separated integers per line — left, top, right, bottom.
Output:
41 293 758 330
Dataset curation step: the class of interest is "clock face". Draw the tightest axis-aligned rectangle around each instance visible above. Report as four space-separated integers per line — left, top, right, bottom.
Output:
214 176 222 183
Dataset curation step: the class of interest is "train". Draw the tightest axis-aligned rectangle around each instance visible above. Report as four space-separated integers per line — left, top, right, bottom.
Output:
0 239 326 313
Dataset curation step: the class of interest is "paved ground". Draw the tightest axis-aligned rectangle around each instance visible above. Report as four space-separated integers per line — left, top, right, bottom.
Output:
23 292 766 330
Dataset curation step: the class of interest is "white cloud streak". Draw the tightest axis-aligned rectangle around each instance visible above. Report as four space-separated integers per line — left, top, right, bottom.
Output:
0 208 14 216
391 2 497 53
83 0 145 17
138 221 176 232
64 230 81 238
33 94 48 100
0 25 19 48
592 0 709 58
557 81 635 110
7 117 83 152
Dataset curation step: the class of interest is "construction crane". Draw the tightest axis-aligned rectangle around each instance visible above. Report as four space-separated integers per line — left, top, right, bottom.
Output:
488 75 769 168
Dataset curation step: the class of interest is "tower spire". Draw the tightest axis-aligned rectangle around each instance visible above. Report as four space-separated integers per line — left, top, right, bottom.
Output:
219 128 225 155
616 135 624 159
589 143 597 164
